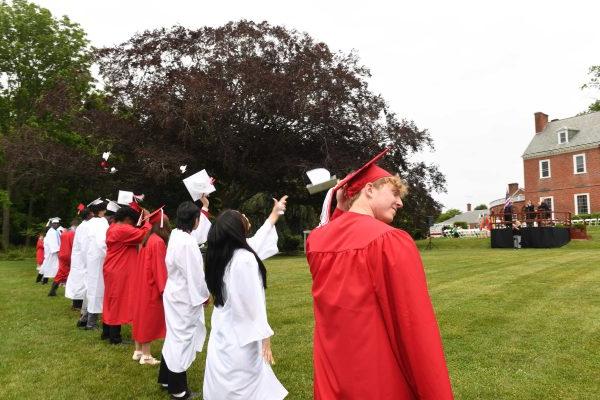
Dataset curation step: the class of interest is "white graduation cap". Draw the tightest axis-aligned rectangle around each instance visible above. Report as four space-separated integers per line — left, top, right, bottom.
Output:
183 169 216 201
117 190 134 205
102 152 111 161
180 165 187 174
87 198 103 207
46 217 61 227
306 168 338 195
106 200 121 213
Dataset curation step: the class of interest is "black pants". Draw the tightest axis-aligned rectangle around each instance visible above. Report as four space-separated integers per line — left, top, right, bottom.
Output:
158 358 188 395
72 299 83 309
105 324 122 344
101 323 110 339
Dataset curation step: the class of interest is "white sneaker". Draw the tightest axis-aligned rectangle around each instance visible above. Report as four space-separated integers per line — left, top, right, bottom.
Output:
132 350 143 361
139 355 160 366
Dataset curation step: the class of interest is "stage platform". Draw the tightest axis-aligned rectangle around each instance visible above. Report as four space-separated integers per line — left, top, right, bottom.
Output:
491 227 571 248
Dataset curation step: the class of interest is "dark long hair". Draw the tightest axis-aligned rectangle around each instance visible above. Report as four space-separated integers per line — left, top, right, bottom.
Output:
205 210 267 307
142 220 171 247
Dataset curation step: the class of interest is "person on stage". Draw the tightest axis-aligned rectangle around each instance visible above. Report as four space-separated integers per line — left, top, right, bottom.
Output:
35 233 45 283
306 149 454 400
102 204 151 345
84 199 110 332
48 218 79 297
202 196 288 400
131 208 170 365
158 201 211 400
40 218 61 285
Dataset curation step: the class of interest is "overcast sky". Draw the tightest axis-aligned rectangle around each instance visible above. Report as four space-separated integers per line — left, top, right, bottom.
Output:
33 0 600 211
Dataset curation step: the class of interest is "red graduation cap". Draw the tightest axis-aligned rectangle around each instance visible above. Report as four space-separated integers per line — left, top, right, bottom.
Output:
128 201 142 213
340 148 392 198
142 206 167 228
321 148 392 224
76 203 85 215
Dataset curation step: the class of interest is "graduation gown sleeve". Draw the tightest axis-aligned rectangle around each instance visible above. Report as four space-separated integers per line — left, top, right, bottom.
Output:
247 220 279 260
36 238 45 265
368 230 453 400
152 240 168 295
191 211 211 245
47 228 61 254
228 251 274 347
185 241 210 307
116 222 151 244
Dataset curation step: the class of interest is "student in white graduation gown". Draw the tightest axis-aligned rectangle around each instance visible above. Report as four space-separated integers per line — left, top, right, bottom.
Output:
203 196 288 400
84 201 110 332
65 208 94 314
158 201 211 400
40 218 62 284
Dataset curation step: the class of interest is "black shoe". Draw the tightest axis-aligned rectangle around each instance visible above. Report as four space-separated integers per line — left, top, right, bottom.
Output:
76 320 87 328
47 282 59 296
35 273 43 283
171 392 199 400
42 278 49 285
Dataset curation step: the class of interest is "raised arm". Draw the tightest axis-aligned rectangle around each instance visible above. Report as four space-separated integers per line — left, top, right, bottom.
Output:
247 195 287 260
191 195 212 245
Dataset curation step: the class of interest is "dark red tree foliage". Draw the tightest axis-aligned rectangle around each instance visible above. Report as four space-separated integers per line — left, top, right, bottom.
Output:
96 20 445 237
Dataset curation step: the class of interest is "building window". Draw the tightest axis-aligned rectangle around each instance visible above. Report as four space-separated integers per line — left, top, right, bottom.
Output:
558 129 568 144
540 197 553 210
573 154 586 174
574 193 590 215
539 159 551 178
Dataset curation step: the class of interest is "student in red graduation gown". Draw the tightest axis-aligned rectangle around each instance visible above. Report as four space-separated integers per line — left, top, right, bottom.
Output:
131 208 170 365
48 219 79 296
35 233 45 283
306 149 454 400
102 204 150 344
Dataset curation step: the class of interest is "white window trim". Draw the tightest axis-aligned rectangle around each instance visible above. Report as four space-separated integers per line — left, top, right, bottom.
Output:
574 193 590 215
539 159 551 179
557 128 569 144
573 153 587 174
540 196 555 219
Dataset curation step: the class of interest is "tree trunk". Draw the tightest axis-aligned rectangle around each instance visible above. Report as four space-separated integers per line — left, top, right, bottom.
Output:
2 170 12 250
24 193 36 247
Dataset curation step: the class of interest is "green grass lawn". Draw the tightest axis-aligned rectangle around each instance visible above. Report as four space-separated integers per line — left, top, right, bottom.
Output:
1 231 600 399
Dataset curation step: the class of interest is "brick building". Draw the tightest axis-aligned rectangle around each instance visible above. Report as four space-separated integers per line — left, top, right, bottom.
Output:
489 183 525 215
522 111 600 215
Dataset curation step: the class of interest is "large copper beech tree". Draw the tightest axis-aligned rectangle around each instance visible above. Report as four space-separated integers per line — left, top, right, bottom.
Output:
96 20 445 238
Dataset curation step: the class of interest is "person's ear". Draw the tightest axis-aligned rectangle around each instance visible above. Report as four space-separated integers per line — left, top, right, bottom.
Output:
364 182 375 199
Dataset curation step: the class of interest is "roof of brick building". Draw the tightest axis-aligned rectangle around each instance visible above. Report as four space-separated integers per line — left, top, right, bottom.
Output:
522 111 600 159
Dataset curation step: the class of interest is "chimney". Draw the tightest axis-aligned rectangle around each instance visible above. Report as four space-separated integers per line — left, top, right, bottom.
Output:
534 112 548 134
508 182 519 195
467 203 472 212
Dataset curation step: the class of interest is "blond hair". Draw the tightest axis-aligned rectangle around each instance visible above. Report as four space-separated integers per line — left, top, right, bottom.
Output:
347 175 408 206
